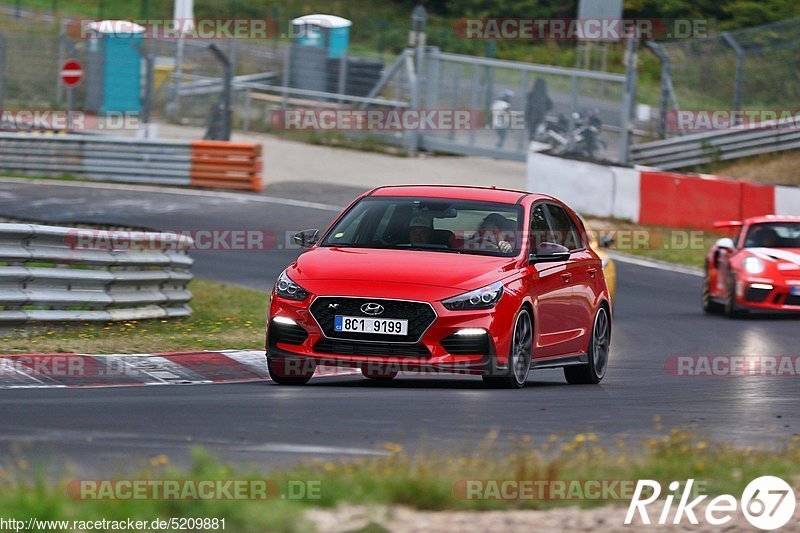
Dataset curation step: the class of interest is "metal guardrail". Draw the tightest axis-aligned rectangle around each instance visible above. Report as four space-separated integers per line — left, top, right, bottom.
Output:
0 133 263 191
0 223 194 325
630 115 800 169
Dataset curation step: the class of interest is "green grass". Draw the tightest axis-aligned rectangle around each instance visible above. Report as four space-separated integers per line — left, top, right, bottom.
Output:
613 227 720 269
1 430 798 528
0 278 268 353
587 218 722 269
1 449 309 533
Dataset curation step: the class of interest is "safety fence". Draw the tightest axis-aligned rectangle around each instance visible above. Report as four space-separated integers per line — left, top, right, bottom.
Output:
650 18 800 128
630 115 800 170
0 133 263 190
420 49 630 162
527 151 800 230
0 223 193 325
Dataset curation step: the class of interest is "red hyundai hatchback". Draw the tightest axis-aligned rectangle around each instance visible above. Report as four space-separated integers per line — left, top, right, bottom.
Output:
266 185 612 388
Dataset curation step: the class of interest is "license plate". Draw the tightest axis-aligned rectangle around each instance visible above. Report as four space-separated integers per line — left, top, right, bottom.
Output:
334 315 408 336
791 286 800 296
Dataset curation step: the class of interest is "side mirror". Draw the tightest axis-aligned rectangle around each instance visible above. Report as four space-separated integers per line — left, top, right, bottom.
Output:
715 237 735 251
294 229 319 248
529 242 571 264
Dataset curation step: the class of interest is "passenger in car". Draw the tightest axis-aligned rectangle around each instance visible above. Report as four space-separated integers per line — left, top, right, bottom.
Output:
479 213 515 253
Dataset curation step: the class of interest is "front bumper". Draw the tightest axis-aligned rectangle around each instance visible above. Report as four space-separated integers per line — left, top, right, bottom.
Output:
266 292 513 375
735 276 800 312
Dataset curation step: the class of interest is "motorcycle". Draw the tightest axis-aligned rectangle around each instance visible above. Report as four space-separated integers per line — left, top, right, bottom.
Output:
534 110 606 159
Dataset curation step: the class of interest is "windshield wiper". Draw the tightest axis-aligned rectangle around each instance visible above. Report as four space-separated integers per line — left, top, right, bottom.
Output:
394 244 462 254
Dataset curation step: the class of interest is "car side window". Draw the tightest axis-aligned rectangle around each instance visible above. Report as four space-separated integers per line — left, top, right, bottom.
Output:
530 204 551 249
545 205 583 251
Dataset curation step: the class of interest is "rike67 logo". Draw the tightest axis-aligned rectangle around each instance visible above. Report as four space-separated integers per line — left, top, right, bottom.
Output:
626 476 796 530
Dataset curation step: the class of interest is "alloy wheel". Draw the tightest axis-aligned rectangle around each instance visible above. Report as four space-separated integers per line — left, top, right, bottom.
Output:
511 310 533 385
591 307 610 380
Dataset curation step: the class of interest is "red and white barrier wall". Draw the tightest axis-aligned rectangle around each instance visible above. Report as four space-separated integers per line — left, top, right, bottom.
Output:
527 152 800 229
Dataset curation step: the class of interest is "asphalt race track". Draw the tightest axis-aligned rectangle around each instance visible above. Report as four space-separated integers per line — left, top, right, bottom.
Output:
1 179 799 473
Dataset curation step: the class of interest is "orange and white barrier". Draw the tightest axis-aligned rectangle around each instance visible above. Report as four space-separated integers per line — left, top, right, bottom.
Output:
0 133 263 192
190 141 263 191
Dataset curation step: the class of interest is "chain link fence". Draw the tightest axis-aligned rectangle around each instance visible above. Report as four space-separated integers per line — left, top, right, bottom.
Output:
0 10 632 161
421 50 628 161
652 17 800 134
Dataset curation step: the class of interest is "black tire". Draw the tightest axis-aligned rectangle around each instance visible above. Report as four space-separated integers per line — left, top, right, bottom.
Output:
702 268 724 314
267 354 316 385
482 308 532 389
724 274 746 319
565 306 610 385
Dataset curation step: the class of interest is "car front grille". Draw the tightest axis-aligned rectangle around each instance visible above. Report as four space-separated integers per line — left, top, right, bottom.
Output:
314 339 430 357
784 294 800 307
309 297 436 343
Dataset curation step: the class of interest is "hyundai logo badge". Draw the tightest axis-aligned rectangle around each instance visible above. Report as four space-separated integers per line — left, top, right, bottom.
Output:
360 302 384 316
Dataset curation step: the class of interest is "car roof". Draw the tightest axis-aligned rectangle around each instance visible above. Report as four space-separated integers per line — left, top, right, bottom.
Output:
745 215 800 225
367 185 548 204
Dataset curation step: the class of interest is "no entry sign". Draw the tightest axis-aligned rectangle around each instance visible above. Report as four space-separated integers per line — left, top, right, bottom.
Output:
60 59 83 87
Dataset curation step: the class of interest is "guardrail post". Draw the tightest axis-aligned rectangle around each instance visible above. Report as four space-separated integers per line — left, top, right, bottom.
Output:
405 53 419 153
645 41 678 138
0 35 5 110
281 44 291 110
134 43 155 137
424 46 440 109
408 6 426 154
206 44 232 141
337 50 348 104
618 35 639 165
720 32 744 125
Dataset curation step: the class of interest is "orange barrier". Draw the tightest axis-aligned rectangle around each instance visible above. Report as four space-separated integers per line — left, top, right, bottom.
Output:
190 141 263 191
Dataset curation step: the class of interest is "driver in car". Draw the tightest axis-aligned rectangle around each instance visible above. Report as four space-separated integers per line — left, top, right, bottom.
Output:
748 226 780 248
408 215 434 245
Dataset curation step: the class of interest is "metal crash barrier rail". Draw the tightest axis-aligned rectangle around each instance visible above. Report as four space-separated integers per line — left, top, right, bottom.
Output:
0 133 263 191
0 223 194 325
631 114 800 170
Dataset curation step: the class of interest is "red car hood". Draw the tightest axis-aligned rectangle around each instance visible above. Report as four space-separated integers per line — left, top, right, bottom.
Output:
289 246 517 292
748 248 800 276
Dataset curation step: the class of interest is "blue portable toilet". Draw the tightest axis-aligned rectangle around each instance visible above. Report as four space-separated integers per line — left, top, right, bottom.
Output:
291 14 351 59
289 14 352 95
84 20 145 114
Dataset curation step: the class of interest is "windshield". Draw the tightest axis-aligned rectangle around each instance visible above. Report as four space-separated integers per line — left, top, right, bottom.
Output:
744 222 800 248
321 197 523 256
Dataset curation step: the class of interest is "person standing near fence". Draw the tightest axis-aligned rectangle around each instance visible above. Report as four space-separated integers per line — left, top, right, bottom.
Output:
526 78 553 141
491 90 514 148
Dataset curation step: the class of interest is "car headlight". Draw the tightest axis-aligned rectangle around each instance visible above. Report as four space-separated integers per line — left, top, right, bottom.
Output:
743 256 764 275
443 281 504 310
275 270 310 301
